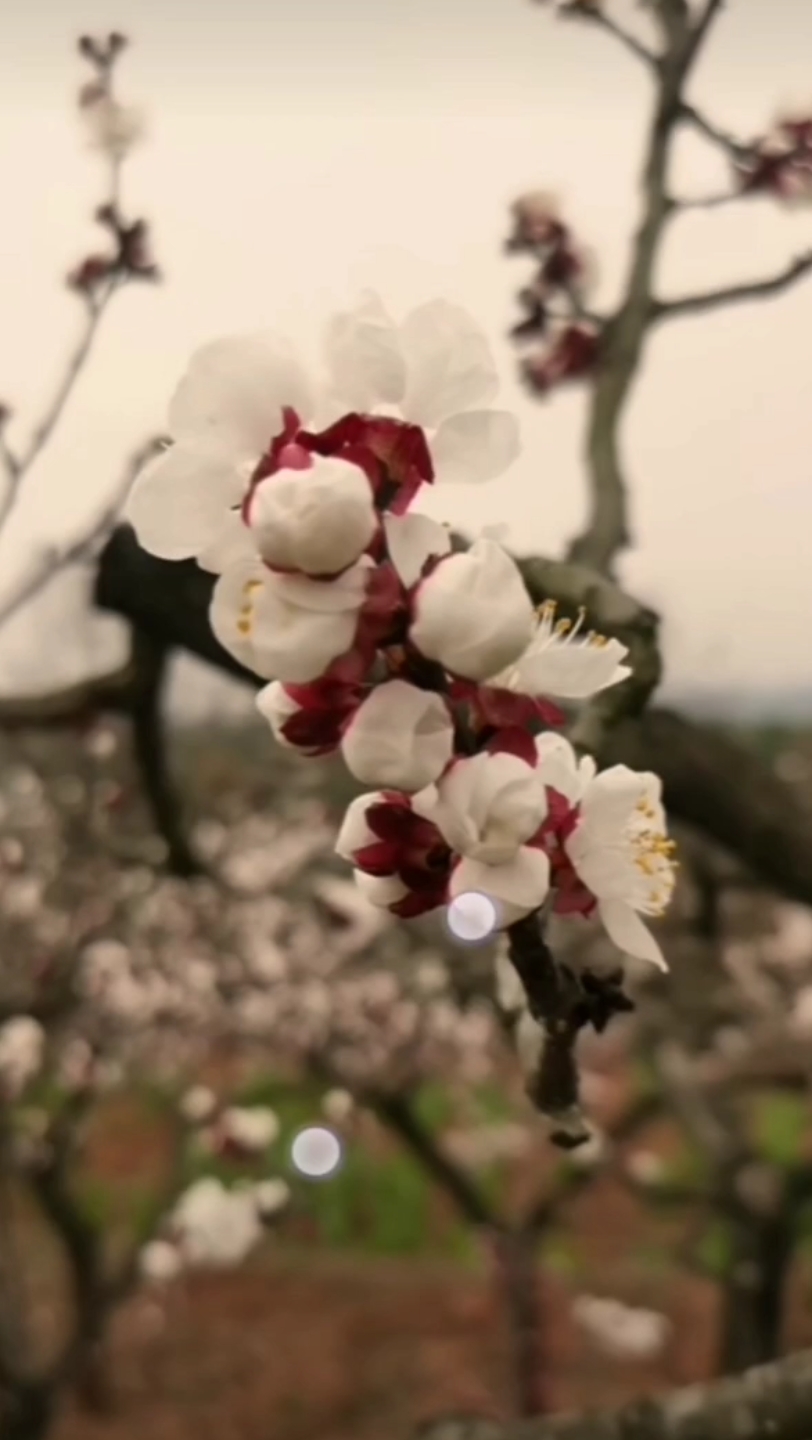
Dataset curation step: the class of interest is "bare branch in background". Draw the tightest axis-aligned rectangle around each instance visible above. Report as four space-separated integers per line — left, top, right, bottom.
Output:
0 437 164 633
652 250 812 320
417 1345 812 1439
0 33 159 629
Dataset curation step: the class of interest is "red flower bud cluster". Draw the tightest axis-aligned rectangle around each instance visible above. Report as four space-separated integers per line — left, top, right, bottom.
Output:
67 205 159 296
507 192 601 394
735 115 812 203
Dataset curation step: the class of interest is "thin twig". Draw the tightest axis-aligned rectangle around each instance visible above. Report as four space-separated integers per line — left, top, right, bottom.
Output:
651 250 812 320
8 281 118 493
370 1092 498 1229
0 435 159 631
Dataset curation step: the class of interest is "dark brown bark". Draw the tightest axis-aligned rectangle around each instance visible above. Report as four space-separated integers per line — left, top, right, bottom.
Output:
717 1197 796 1375
492 1231 549 1419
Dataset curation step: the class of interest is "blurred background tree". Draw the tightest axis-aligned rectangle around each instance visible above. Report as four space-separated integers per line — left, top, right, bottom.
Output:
4 5 812 1440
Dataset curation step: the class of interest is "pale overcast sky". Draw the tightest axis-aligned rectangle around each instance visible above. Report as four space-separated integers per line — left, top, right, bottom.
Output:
0 0 811 702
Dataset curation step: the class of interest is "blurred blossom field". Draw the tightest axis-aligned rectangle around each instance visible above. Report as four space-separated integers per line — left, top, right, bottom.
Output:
3 714 812 1436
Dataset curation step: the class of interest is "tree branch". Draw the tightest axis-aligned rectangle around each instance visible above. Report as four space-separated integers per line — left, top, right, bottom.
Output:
565 4 699 576
416 1345 812 1439
651 250 812 321
571 6 658 70
2 282 118 511
369 1092 499 1229
0 436 162 632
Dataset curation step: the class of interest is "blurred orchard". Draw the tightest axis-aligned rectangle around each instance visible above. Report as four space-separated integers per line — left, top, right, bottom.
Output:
3 7 812 1440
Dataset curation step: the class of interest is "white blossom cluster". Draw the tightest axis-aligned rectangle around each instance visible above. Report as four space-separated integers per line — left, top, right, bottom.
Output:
0 748 499 1098
0 740 506 1279
127 294 676 966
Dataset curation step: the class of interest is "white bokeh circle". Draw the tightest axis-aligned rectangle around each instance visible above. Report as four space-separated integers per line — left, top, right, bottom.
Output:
446 890 499 944
290 1125 343 1179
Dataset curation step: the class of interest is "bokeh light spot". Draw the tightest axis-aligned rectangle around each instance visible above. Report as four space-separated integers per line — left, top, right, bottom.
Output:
291 1125 343 1179
446 890 499 944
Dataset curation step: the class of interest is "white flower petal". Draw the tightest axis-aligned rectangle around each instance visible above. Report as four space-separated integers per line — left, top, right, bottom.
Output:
411 539 535 681
197 509 256 574
598 899 668 970
399 300 499 427
341 681 454 791
272 559 373 614
535 733 595 803
430 409 521 485
451 847 551 927
210 560 359 683
169 332 312 462
517 636 632 700
335 793 381 860
256 681 303 749
125 443 243 561
436 751 547 864
248 456 376 575
383 512 451 587
354 870 408 908
324 292 407 410
578 766 663 838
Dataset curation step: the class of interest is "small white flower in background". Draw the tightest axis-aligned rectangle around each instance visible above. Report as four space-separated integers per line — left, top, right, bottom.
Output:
321 1088 355 1124
413 959 450 996
791 985 812 1037
220 1105 280 1153
140 1239 183 1284
0 1017 45 1098
341 681 455 792
252 1177 291 1219
171 1177 264 1268
490 601 632 701
179 1085 218 1125
3 878 42 920
79 85 145 159
324 293 520 484
58 1037 96 1092
567 1128 606 1170
510 189 563 244
409 538 535 682
573 1295 671 1362
763 903 812 967
83 725 118 760
626 1150 668 1187
210 554 372 684
445 1121 530 1168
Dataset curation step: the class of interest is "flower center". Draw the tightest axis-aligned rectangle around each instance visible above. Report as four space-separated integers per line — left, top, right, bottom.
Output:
236 578 263 637
629 797 678 915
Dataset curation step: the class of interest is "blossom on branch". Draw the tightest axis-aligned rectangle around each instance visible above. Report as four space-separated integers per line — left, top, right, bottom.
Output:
536 734 676 967
125 296 519 568
735 112 812 203
522 322 601 394
336 789 454 918
127 290 673 981
435 733 553 926
409 537 536 682
78 82 144 161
